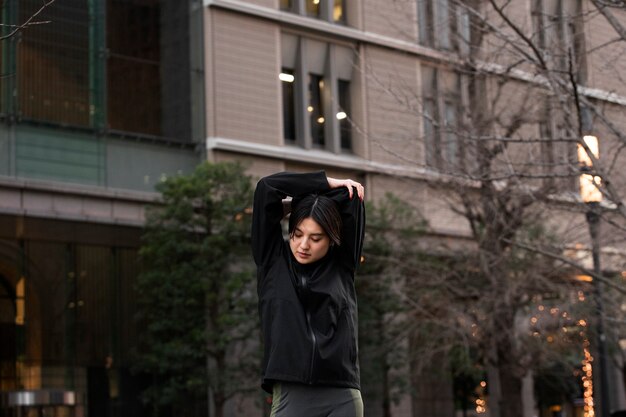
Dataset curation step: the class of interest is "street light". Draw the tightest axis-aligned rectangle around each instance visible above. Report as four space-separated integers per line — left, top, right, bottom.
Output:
578 134 611 417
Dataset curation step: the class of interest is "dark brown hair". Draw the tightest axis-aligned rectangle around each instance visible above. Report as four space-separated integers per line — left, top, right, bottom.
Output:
289 195 342 246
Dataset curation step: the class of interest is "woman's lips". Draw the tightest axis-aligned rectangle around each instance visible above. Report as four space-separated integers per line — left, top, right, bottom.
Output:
297 252 310 258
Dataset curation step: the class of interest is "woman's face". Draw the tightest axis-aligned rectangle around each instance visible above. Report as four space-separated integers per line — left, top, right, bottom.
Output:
289 217 331 264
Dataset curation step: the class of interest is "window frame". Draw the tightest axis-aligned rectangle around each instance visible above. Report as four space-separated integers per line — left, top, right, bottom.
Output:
421 64 467 173
417 0 470 55
531 0 587 83
281 0 347 25
280 34 355 154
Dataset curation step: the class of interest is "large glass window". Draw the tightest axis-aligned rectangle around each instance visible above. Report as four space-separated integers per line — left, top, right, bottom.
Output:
421 65 464 173
280 34 355 153
338 79 351 150
334 0 346 23
309 74 325 147
16 0 91 127
107 0 162 136
417 0 470 54
281 68 296 142
306 0 320 18
1 0 195 141
531 0 587 83
538 99 578 192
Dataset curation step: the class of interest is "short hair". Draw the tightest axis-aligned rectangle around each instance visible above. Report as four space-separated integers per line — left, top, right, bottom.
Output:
289 194 342 246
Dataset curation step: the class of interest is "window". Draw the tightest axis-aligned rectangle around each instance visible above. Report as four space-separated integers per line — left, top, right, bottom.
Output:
281 68 296 141
417 0 470 54
421 65 465 173
338 79 351 150
0 0 196 141
280 34 355 153
538 99 578 192
531 0 587 83
281 0 347 25
13 0 91 126
309 74 325 147
306 0 320 18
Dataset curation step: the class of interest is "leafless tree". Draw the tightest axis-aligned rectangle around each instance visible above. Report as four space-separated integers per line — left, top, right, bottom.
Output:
356 1 626 416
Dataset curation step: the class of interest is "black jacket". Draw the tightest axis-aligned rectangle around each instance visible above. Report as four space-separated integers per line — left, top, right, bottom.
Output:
251 171 365 393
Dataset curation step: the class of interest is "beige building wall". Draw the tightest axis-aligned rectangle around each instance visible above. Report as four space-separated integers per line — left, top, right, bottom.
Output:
207 9 282 145
362 0 417 42
363 46 423 167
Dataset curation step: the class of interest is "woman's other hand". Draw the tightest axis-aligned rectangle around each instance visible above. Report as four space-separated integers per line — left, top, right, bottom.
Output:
327 177 364 201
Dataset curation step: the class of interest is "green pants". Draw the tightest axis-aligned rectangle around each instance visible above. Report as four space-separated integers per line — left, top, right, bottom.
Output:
270 382 364 417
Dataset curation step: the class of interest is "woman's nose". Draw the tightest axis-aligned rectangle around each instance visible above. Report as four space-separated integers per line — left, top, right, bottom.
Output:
300 237 310 249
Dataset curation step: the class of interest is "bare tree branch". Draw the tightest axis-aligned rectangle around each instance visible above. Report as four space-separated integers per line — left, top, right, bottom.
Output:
0 0 56 42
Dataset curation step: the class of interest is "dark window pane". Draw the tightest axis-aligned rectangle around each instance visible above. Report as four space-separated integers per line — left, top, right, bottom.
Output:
280 0 292 10
281 68 296 142
338 79 351 151
423 98 438 168
306 0 320 17
17 0 91 126
443 100 458 168
308 74 325 147
0 0 12 115
107 0 162 136
435 0 451 49
417 0 434 47
334 0 346 23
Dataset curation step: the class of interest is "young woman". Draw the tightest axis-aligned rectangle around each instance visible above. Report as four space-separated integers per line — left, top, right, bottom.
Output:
251 171 365 417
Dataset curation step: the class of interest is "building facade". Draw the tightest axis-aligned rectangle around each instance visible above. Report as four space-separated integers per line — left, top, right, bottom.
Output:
1 0 626 416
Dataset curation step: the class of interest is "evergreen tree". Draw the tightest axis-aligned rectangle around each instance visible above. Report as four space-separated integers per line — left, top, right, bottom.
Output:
134 162 257 417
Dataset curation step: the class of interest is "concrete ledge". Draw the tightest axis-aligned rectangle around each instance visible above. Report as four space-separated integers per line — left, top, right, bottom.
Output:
0 176 160 226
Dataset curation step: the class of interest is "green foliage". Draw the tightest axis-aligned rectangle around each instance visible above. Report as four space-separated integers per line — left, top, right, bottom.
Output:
133 162 257 416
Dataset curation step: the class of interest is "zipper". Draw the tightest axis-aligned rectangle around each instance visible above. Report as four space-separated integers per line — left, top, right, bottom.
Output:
301 274 317 383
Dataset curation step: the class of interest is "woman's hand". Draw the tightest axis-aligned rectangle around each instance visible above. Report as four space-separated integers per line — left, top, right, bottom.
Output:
327 177 365 201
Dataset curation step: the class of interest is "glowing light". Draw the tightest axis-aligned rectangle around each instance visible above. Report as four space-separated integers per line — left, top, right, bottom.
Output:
582 340 595 417
336 111 347 120
475 398 487 414
307 106 314 113
279 73 295 82
579 135 599 166
578 135 602 203
576 274 594 282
